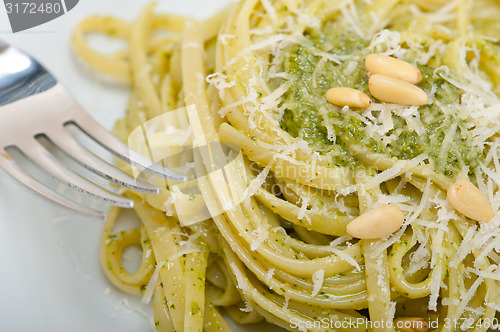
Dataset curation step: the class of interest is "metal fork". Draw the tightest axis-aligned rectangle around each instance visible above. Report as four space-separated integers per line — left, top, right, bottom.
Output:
0 40 185 219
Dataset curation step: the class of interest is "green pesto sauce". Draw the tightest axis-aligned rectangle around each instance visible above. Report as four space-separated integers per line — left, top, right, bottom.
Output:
279 33 484 177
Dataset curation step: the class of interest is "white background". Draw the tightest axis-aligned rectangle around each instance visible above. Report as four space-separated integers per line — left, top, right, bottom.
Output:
0 1 279 331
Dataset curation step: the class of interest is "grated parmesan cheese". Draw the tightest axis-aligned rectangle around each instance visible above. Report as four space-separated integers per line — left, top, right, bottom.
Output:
142 263 164 304
259 0 277 20
451 226 476 268
250 224 269 251
240 301 254 313
239 167 270 203
311 269 324 297
339 0 364 37
230 262 250 293
265 268 275 285
455 277 484 318
206 72 236 100
297 197 310 222
330 248 361 272
428 264 442 311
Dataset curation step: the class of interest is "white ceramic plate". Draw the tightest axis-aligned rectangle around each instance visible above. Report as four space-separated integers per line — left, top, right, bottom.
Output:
0 1 278 331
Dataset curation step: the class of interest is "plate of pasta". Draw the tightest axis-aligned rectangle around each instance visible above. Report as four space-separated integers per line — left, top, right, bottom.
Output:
2 0 500 331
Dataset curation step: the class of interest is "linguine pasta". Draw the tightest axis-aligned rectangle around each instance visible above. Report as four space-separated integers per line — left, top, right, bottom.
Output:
73 0 500 331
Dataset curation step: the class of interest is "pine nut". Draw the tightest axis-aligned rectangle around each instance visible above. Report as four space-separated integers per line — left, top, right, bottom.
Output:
326 87 371 108
365 54 423 84
394 317 429 332
346 204 404 239
369 74 428 106
447 179 494 223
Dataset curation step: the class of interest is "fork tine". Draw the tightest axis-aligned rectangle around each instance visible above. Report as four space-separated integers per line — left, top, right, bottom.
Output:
0 149 105 219
17 140 134 208
45 127 160 194
70 115 187 182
